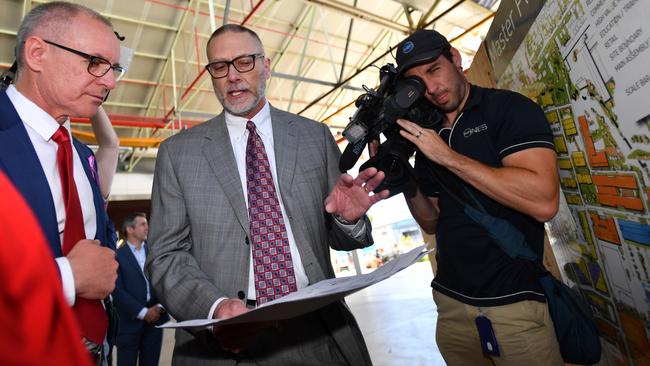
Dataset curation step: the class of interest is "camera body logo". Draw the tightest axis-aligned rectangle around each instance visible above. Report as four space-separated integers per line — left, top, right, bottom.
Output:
463 123 487 138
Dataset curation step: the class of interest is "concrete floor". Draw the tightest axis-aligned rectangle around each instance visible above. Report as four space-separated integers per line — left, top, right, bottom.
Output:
347 261 446 366
129 261 445 365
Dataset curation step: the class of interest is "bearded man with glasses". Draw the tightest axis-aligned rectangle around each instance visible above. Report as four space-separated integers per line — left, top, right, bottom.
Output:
147 24 389 365
0 2 121 365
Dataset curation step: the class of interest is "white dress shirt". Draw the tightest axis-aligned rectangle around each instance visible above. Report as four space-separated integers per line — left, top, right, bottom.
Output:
126 241 152 319
209 101 365 318
6 85 97 306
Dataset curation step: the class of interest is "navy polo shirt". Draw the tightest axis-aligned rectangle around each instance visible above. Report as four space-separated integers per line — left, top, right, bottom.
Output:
415 84 555 307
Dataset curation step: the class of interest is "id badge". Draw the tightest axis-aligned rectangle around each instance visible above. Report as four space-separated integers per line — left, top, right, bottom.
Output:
475 313 500 356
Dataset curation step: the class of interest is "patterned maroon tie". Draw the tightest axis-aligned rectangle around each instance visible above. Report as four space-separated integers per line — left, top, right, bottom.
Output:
52 126 108 345
245 121 297 304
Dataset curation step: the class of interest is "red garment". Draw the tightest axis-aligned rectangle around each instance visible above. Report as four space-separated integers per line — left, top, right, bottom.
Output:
0 172 91 366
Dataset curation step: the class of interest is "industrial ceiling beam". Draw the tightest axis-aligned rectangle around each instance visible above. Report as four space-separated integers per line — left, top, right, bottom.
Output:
298 0 465 115
317 7 405 122
106 12 177 31
267 5 315 99
316 9 344 81
125 0 199 170
303 0 409 33
449 12 495 44
180 0 283 113
319 3 494 126
273 72 364 91
315 6 405 122
287 6 315 111
30 0 176 31
417 0 442 29
143 0 197 118
338 0 357 83
22 0 32 19
222 0 231 25
403 4 415 30
151 0 375 51
155 0 266 125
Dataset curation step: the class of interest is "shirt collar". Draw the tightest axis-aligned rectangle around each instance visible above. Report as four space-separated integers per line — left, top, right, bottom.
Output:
126 241 145 252
461 84 483 113
6 84 71 142
224 100 272 140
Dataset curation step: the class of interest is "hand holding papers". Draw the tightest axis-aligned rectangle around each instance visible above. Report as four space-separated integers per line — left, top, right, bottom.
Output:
160 244 430 329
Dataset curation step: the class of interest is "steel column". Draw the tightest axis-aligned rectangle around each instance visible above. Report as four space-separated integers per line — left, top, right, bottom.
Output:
338 0 357 83
223 0 232 25
208 0 217 30
287 7 315 112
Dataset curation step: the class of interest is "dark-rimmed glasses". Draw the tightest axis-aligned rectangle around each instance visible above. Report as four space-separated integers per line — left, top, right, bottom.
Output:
205 54 264 79
44 40 125 82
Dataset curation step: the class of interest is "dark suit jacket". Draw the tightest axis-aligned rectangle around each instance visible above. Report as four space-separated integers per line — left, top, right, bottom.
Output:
0 89 118 347
113 243 168 334
0 90 111 256
147 106 373 365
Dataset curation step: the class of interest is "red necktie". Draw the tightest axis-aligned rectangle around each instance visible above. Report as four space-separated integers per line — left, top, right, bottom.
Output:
52 126 107 344
245 121 297 304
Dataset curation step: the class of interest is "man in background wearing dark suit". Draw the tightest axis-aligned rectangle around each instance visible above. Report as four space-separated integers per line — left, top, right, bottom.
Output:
114 212 168 366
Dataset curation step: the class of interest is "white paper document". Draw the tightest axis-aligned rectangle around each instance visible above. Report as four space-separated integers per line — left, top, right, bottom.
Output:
159 244 430 329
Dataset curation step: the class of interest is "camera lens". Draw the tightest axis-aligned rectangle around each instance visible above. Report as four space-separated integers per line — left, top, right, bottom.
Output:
376 155 408 188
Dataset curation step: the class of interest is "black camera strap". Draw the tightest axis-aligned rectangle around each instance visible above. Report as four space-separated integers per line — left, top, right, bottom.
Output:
423 162 540 263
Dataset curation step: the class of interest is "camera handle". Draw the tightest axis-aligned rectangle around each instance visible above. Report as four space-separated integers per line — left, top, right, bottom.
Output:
359 137 417 198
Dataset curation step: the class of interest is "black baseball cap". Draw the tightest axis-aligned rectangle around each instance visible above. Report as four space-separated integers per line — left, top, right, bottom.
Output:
396 29 451 75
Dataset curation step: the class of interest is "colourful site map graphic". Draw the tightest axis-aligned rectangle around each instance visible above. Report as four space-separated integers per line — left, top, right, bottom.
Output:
497 0 650 364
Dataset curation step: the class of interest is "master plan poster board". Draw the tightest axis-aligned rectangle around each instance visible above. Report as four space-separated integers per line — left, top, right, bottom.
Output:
160 244 429 328
491 0 650 364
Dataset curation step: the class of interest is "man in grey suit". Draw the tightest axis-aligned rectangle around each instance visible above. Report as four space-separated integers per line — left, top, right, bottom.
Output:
146 24 389 365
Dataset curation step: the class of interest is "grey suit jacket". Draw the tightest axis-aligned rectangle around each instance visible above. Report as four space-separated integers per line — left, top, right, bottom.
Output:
146 106 373 365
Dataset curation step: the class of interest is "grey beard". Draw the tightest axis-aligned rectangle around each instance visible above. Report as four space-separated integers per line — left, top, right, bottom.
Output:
216 82 267 117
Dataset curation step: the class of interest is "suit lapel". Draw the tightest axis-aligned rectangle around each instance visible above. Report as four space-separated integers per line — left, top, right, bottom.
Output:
268 106 327 283
117 246 147 304
202 115 250 236
122 245 147 284
0 91 62 257
270 106 298 193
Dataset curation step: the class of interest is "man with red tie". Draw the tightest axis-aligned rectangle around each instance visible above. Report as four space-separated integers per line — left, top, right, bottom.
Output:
0 2 121 363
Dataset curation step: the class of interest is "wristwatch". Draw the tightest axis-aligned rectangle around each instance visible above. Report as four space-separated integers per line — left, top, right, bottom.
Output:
334 214 357 225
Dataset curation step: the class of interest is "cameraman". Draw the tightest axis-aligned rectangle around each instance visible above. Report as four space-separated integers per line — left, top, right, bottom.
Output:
394 30 562 365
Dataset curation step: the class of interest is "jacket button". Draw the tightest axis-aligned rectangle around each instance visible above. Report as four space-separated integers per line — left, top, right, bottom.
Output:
245 237 250 245
237 291 245 300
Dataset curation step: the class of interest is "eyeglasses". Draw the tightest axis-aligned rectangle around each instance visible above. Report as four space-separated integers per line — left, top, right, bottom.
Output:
205 53 264 79
43 40 125 82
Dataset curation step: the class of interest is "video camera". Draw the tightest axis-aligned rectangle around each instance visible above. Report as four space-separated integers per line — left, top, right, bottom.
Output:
339 63 441 197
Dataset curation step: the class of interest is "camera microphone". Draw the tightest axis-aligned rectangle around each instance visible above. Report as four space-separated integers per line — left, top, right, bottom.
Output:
339 138 367 172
